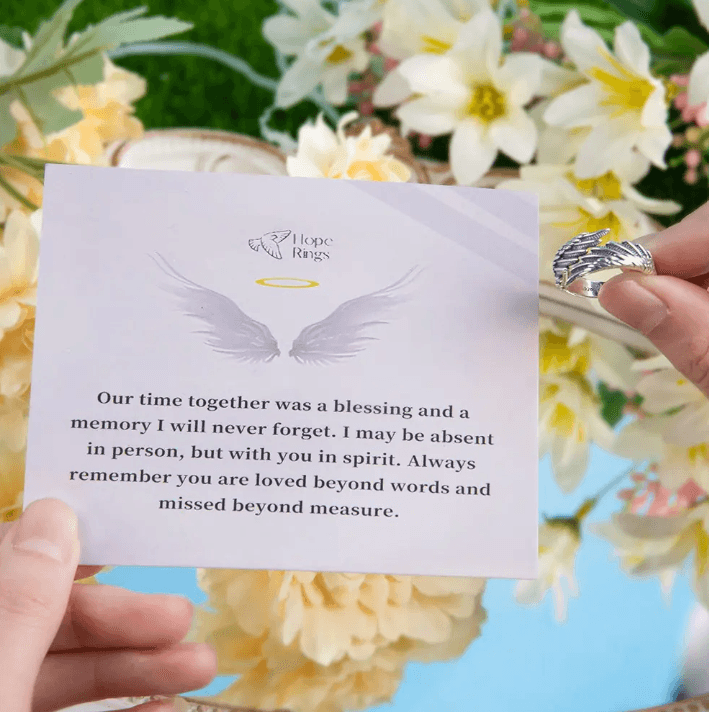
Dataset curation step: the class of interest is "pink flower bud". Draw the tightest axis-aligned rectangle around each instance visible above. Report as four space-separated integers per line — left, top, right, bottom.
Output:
674 92 688 110
697 105 709 128
418 134 433 149
671 73 690 87
685 167 699 184
543 41 561 58
672 134 686 148
686 149 702 168
359 100 374 116
384 57 399 72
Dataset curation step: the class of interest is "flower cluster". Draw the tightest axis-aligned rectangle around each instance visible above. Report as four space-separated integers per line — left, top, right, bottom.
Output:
0 34 150 519
192 569 486 712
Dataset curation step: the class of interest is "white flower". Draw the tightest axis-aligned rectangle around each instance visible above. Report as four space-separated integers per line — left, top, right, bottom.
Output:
516 517 582 621
689 0 709 107
263 0 371 107
498 163 680 283
287 112 412 181
0 37 24 77
544 11 671 179
540 373 615 492
395 10 541 185
595 503 709 608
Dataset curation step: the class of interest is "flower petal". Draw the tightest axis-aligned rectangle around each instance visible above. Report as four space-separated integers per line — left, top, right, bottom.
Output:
614 21 651 77
276 56 322 107
543 82 604 128
451 10 501 80
262 15 311 54
573 120 636 178
694 0 709 32
396 96 458 136
689 51 709 107
495 53 542 107
560 10 609 74
489 108 537 163
636 124 672 169
449 120 497 185
396 54 467 100
373 68 412 107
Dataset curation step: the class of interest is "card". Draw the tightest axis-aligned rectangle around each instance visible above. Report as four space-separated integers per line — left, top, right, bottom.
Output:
24 164 539 578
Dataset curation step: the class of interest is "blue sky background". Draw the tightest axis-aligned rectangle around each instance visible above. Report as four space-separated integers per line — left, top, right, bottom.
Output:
99 444 698 711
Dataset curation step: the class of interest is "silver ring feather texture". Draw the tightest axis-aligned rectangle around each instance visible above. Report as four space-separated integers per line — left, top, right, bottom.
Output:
553 229 657 298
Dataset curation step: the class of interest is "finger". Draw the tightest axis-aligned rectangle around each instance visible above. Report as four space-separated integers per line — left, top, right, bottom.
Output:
0 499 80 712
33 642 216 712
51 584 193 651
598 273 709 396
635 202 709 279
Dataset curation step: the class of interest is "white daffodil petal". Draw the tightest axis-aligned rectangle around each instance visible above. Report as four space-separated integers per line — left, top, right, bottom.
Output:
614 21 651 76
286 156 325 177
397 96 459 135
276 56 322 107
538 59 585 98
452 10 501 78
373 68 412 107
544 82 605 128
560 10 609 74
262 15 311 54
621 184 681 215
496 53 542 107
0 38 25 77
450 120 497 185
636 124 672 169
397 54 466 99
573 121 635 178
689 51 709 107
489 109 537 164
693 0 709 32
321 64 353 106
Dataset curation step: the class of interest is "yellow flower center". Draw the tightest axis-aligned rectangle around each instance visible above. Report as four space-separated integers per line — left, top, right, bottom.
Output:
346 160 389 181
540 331 590 376
548 402 585 441
588 48 656 115
2 506 20 522
578 209 623 240
466 84 506 123
326 45 353 64
688 443 709 464
421 35 453 54
569 171 624 201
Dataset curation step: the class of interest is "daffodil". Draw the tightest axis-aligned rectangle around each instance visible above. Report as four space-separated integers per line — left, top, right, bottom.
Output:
595 503 709 608
287 112 412 181
544 11 671 179
516 515 583 621
540 373 615 492
498 162 680 283
263 0 371 108
394 10 541 185
688 0 709 108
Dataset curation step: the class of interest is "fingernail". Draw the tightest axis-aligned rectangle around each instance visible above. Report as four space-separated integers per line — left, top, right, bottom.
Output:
599 274 669 335
12 499 78 564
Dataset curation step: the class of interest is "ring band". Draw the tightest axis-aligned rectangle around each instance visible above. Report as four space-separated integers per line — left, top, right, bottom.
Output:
553 229 656 299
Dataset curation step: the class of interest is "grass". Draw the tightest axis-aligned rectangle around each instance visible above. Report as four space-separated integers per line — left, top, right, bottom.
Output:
4 0 707 221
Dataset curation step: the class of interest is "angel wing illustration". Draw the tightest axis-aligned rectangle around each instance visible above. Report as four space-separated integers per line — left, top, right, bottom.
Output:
552 228 610 287
289 268 421 365
151 254 280 363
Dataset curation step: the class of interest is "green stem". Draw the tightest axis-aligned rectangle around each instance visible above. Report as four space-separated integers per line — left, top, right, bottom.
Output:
0 173 39 211
573 462 642 521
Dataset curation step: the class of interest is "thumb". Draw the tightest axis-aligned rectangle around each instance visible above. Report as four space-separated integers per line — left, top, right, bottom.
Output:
598 272 709 397
0 499 79 712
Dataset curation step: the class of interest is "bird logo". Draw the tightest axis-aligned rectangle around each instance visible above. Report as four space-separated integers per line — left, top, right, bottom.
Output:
248 230 291 260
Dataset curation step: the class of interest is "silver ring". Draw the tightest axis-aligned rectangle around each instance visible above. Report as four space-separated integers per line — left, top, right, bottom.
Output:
553 229 656 298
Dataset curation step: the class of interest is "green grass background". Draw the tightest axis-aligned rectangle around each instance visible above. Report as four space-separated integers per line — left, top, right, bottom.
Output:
3 0 708 219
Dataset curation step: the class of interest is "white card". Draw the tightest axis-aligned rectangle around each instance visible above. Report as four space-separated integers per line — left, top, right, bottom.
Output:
24 164 539 578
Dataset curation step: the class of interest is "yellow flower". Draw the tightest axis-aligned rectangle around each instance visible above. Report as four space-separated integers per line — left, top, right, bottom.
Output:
193 569 486 712
516 516 583 621
0 449 24 523
1 56 146 213
0 210 38 341
594 502 709 608
287 112 412 182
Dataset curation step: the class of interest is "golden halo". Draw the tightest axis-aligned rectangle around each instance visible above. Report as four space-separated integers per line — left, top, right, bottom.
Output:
256 277 320 289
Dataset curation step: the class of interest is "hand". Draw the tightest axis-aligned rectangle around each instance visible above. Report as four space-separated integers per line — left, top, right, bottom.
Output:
0 498 217 712
599 202 709 397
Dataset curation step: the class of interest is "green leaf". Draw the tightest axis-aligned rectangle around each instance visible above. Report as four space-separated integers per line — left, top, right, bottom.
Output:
0 0 193 145
645 26 709 59
597 382 629 427
0 26 24 49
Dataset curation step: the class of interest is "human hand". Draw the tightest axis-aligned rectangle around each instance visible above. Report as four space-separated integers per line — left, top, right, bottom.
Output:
0 498 217 712
599 202 709 398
